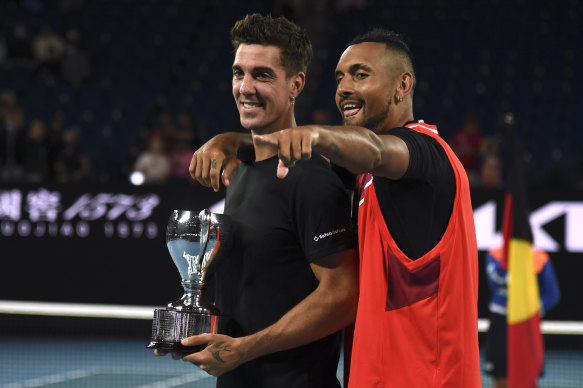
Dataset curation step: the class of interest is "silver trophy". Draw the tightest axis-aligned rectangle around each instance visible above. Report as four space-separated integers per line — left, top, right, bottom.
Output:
148 209 230 354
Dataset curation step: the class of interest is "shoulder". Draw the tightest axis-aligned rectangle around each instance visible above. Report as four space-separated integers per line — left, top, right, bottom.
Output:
288 155 351 199
385 127 452 181
289 154 335 180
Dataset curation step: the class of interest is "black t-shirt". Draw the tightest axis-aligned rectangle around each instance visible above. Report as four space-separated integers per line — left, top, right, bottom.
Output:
215 154 356 388
373 126 455 259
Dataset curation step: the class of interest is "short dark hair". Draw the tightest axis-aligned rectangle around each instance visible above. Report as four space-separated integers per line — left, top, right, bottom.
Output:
231 13 312 76
350 28 416 93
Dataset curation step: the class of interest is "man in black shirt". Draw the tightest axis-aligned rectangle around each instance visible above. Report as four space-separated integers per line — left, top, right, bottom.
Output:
173 14 358 388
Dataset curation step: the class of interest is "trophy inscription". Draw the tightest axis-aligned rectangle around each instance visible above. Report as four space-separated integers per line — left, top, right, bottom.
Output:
147 209 230 354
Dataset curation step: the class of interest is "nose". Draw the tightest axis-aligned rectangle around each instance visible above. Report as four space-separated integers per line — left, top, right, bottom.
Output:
238 74 255 95
336 77 354 98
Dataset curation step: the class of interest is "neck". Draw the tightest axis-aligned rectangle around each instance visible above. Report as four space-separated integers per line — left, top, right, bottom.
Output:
376 104 414 133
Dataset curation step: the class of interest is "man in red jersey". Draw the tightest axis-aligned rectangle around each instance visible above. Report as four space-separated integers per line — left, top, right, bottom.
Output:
191 28 481 387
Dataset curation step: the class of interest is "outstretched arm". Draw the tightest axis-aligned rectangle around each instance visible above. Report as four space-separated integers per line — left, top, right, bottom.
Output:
180 248 359 376
254 125 409 179
189 132 254 191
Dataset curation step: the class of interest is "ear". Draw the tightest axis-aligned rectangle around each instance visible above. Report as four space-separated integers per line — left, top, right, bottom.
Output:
396 71 414 99
289 72 306 98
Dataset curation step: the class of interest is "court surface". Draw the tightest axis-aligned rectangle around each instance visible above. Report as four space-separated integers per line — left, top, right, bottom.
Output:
1 336 581 387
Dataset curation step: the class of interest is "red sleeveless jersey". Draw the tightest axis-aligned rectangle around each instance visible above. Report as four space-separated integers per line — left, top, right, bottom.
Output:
348 122 481 387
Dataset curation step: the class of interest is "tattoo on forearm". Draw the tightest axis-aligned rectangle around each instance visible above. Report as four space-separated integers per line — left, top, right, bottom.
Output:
208 341 232 363
211 160 218 169
323 142 344 161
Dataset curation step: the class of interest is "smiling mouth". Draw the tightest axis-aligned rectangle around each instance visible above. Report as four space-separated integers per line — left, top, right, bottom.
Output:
341 101 362 117
241 101 263 110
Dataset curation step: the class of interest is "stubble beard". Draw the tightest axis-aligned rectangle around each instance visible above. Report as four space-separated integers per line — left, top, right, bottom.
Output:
342 100 392 132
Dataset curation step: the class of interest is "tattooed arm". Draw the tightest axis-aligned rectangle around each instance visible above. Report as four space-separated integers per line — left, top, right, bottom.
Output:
254 125 410 180
180 248 358 377
189 132 254 191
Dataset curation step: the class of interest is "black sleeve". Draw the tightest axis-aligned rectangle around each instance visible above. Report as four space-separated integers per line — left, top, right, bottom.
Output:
291 157 358 262
389 127 453 182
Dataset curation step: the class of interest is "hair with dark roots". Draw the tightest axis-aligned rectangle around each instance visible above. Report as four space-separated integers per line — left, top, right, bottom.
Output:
231 13 312 76
349 28 416 94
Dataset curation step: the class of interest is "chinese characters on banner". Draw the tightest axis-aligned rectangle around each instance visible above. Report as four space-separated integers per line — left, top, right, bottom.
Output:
0 188 160 239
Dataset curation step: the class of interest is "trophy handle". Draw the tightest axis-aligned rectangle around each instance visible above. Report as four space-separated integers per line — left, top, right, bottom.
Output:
199 208 211 260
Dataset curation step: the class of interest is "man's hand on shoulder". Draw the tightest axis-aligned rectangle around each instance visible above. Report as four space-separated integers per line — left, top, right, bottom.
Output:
189 133 243 192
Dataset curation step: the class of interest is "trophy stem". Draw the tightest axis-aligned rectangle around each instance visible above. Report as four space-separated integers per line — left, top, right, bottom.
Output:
166 280 209 312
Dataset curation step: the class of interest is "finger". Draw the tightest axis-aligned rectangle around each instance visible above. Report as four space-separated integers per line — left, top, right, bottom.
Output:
182 333 213 347
301 131 313 160
154 349 167 357
277 132 291 165
200 154 211 187
182 354 202 368
253 134 278 147
194 152 208 187
291 131 303 162
222 158 238 187
189 151 198 179
209 155 224 192
276 159 289 179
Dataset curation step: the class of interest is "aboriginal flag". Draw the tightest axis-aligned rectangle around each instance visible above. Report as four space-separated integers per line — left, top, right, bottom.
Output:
501 113 544 387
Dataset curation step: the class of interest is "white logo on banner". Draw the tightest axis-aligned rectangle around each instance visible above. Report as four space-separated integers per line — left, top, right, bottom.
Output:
473 200 583 252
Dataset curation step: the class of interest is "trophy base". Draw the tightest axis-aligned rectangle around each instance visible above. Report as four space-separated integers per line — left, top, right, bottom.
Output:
147 340 206 354
147 308 219 355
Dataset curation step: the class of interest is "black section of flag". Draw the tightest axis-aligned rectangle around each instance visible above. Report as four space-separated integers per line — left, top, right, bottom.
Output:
503 113 533 244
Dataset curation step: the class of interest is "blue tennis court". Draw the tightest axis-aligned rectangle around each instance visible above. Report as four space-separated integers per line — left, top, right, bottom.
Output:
1 335 582 387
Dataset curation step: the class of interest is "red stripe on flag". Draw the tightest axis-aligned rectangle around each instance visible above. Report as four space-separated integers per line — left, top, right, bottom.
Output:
508 313 544 388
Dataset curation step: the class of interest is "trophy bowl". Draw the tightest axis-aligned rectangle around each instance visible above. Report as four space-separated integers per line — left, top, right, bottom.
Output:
147 209 230 354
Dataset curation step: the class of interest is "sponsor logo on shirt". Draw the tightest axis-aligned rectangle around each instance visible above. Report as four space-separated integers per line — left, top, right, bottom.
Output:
313 228 347 242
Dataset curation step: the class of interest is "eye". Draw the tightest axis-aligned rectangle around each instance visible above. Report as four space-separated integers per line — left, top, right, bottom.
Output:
232 69 243 78
255 71 273 80
335 75 343 84
354 72 368 80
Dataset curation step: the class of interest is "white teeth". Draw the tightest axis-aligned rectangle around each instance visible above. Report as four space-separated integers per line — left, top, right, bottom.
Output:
343 103 360 110
243 103 259 108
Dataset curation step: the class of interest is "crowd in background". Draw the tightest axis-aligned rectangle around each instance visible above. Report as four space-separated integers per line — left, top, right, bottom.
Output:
0 87 203 184
1 0 582 189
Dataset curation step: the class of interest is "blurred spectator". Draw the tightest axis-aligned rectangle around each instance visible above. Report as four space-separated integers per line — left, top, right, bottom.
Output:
53 128 91 182
6 22 34 66
23 119 48 182
0 90 26 180
480 139 502 189
134 135 170 184
61 27 91 86
311 108 330 125
169 138 195 182
46 112 66 179
175 110 201 149
450 112 484 186
33 25 65 85
150 112 176 153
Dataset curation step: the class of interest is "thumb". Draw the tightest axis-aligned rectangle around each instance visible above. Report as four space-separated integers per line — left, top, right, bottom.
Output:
253 134 278 147
276 159 290 179
182 334 213 347
222 159 239 187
